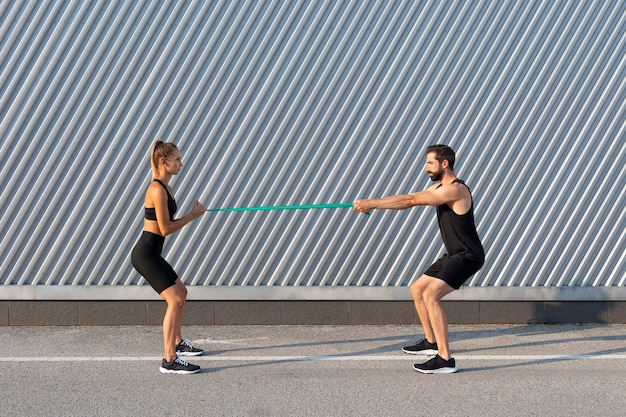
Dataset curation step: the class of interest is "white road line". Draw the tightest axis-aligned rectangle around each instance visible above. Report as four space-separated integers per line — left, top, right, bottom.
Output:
1 354 626 362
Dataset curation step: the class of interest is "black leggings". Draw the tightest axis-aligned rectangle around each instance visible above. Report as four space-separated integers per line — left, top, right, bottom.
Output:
131 231 178 294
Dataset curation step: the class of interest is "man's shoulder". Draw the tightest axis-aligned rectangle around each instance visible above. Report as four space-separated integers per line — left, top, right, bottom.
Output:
443 181 472 201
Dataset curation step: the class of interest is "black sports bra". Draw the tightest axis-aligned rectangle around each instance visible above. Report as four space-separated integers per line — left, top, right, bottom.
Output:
145 179 177 221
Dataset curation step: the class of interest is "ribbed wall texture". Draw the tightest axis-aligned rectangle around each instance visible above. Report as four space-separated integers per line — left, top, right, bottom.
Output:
1 1 625 300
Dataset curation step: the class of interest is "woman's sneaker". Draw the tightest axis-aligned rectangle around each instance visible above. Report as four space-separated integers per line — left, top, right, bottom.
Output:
413 355 457 374
401 338 438 355
176 339 204 356
159 357 200 374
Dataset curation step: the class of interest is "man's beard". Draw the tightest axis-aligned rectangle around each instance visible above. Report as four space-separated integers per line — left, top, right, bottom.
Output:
428 169 443 182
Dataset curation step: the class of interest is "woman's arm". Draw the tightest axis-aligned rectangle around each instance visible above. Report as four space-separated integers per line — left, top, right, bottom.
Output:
148 183 205 236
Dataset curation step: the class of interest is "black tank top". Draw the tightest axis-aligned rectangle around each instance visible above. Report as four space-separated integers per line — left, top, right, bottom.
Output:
144 179 177 221
436 179 485 261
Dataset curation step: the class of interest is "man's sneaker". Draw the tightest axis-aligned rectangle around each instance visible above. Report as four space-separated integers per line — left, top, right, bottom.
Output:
413 355 458 374
402 338 438 355
159 357 201 375
176 338 203 356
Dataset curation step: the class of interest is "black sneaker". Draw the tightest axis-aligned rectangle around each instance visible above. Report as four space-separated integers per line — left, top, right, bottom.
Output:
402 338 438 355
176 338 204 356
159 357 201 375
413 355 457 374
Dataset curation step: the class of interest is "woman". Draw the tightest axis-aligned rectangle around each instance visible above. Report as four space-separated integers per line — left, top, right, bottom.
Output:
131 141 206 374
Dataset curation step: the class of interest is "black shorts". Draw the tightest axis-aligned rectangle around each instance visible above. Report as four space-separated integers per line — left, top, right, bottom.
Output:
131 231 178 294
423 255 484 290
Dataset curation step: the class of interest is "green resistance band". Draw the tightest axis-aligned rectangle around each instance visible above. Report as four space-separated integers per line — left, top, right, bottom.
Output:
206 202 369 216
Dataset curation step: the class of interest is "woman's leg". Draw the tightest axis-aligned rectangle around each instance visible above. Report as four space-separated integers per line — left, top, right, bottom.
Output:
159 284 186 362
173 278 187 345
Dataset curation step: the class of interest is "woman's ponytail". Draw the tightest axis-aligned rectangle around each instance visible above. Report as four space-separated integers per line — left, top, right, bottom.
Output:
150 140 177 178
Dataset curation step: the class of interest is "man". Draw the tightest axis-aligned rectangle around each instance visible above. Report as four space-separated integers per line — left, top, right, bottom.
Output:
354 144 485 374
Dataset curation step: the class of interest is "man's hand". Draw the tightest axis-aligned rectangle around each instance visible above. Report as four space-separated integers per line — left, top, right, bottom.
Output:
353 199 374 214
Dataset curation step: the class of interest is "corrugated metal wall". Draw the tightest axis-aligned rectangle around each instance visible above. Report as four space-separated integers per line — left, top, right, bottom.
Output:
1 0 624 301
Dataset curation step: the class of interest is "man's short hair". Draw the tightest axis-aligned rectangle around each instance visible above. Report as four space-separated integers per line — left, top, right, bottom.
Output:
426 144 455 170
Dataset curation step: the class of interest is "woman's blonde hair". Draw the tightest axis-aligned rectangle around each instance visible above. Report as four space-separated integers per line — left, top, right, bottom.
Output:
150 140 178 177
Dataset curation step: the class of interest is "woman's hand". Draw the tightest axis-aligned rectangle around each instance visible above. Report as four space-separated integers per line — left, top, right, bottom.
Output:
191 200 206 219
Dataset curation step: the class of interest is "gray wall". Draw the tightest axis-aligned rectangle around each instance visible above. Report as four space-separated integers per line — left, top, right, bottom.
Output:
1 1 624 301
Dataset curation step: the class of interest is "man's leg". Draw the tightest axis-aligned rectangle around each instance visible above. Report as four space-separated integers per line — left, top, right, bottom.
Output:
421 278 455 359
410 275 437 343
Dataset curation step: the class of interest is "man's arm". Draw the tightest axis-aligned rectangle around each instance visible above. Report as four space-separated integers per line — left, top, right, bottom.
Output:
354 183 466 213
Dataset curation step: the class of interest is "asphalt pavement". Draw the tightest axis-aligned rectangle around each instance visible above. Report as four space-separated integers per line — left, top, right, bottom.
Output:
1 324 625 416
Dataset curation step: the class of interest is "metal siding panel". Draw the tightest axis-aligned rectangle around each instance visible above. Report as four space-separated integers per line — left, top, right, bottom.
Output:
1 0 625 299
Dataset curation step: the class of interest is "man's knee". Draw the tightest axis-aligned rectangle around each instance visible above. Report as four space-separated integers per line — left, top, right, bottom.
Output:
422 287 441 307
410 280 422 299
422 282 454 307
410 276 430 301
